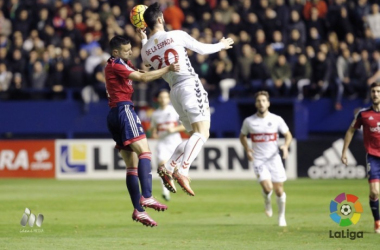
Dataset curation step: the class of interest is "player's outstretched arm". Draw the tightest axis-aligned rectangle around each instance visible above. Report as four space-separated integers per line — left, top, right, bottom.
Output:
239 133 254 162
128 63 180 83
341 125 356 166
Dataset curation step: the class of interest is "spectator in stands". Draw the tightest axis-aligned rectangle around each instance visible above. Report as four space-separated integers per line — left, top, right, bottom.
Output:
163 0 185 30
348 51 367 99
31 61 47 90
366 4 380 48
264 45 279 72
80 32 101 55
274 0 289 32
367 50 380 86
288 29 304 53
286 44 298 68
253 29 267 56
293 54 312 100
0 63 12 92
226 12 243 35
210 11 226 34
250 53 270 92
307 7 326 39
237 44 254 86
33 8 50 33
303 0 328 20
337 49 351 88
193 0 212 22
267 55 292 97
271 30 285 54
217 0 234 25
308 27 321 52
244 13 262 39
14 9 31 39
0 11 12 37
288 10 306 44
9 49 25 74
361 50 372 80
310 51 331 100
335 7 354 41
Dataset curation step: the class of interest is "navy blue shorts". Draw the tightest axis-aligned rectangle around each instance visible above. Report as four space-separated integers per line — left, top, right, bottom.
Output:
107 102 146 151
367 154 380 183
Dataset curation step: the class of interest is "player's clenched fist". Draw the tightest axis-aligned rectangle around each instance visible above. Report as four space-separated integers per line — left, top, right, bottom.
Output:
169 62 180 72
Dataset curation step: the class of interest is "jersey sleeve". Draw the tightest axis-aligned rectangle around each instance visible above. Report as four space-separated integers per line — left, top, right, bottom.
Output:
175 30 224 55
112 59 135 79
278 116 289 134
240 118 249 135
352 111 363 129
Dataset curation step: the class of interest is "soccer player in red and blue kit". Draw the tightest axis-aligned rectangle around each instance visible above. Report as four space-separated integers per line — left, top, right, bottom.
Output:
342 82 380 234
105 35 179 227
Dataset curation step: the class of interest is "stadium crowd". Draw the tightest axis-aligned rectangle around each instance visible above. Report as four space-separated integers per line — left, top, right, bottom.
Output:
0 0 380 110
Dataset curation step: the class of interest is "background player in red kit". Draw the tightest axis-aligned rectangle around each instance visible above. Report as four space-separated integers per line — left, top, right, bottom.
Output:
342 82 380 234
105 35 179 227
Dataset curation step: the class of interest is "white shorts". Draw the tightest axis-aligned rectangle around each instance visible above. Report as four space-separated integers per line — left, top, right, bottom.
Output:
170 79 210 132
156 140 180 163
252 154 287 183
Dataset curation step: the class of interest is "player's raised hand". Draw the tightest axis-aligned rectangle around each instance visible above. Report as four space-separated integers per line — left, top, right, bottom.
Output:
136 28 147 40
341 153 348 166
280 145 289 160
169 62 180 72
246 148 254 162
220 37 234 50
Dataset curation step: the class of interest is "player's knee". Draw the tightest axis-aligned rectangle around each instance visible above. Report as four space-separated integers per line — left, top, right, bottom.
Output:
274 187 283 197
263 187 272 194
370 190 379 200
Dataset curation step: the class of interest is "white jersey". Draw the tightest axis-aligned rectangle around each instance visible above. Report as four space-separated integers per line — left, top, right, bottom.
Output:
141 30 224 88
241 112 289 160
151 105 182 144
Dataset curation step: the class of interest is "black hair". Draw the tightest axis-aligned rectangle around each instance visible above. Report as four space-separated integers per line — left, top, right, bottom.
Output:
109 35 130 51
370 82 380 89
143 2 162 30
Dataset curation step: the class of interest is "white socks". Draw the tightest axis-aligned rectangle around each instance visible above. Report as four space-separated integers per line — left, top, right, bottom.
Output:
164 140 187 173
178 133 207 176
262 190 273 201
276 192 286 218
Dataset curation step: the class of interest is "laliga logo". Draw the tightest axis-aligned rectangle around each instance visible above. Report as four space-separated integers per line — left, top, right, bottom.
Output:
329 193 363 240
20 208 44 227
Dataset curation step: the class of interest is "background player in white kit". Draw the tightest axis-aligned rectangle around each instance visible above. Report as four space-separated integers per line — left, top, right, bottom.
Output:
140 2 234 196
239 91 293 227
150 89 185 201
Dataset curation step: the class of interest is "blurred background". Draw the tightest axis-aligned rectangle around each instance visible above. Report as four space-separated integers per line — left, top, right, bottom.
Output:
0 0 374 180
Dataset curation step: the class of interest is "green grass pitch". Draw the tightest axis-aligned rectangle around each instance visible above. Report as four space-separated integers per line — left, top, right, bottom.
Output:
0 179 378 250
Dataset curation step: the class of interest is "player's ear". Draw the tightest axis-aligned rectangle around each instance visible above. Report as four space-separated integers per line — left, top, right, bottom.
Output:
112 49 119 57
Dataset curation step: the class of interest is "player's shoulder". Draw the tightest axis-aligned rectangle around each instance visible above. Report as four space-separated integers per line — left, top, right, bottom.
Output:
244 114 257 122
355 107 372 118
113 58 134 70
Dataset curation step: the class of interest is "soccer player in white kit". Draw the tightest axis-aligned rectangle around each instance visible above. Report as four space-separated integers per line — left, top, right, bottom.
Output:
139 2 234 196
239 91 293 227
150 89 185 201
